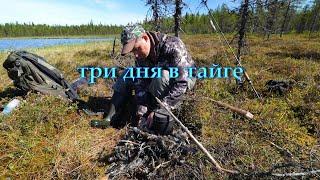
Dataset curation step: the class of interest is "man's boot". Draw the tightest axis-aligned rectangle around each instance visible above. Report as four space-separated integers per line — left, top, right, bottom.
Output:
90 92 125 129
90 104 115 129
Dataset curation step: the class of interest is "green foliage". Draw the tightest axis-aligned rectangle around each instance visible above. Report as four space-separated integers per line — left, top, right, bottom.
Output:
0 23 122 37
1 1 320 38
143 1 320 36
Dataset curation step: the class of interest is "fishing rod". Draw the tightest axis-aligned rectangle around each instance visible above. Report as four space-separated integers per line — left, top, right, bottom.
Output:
203 1 262 99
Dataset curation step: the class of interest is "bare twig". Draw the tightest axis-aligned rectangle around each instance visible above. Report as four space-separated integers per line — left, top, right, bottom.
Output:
183 95 254 119
271 170 320 177
201 96 254 119
119 140 140 146
267 140 294 159
154 161 170 171
155 97 239 174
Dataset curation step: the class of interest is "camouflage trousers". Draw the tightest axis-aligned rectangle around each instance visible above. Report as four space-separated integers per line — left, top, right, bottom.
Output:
112 69 196 102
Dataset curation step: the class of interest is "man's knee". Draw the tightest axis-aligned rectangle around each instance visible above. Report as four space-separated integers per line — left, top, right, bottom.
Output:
148 70 170 98
112 70 134 95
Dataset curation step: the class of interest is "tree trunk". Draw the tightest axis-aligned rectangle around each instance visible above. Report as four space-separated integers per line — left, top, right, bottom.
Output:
297 6 308 33
265 0 278 40
254 0 264 34
237 0 249 59
174 0 182 37
236 0 249 85
309 1 320 39
152 0 160 31
280 0 291 37
146 0 161 31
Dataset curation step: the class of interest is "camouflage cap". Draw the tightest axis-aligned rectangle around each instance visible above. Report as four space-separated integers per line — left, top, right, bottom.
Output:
120 24 145 55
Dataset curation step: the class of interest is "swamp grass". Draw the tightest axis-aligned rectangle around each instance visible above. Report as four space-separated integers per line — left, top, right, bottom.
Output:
0 34 319 179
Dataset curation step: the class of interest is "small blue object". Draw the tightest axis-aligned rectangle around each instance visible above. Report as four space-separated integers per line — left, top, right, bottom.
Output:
2 99 20 115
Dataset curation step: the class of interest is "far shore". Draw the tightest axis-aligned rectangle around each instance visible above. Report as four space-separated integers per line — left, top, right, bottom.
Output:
0 34 119 39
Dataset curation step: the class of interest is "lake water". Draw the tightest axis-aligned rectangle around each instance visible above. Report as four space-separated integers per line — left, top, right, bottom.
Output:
0 38 112 51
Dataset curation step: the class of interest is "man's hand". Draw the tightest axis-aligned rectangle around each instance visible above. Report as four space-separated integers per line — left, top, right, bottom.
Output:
161 100 172 111
136 105 147 128
138 111 154 130
136 105 148 117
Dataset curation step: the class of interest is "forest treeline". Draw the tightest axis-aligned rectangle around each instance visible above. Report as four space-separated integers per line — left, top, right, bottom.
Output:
0 21 122 37
144 0 320 36
0 0 319 37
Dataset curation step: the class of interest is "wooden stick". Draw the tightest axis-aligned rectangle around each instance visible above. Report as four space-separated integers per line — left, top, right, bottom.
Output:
184 96 254 119
201 97 254 119
111 37 116 57
155 97 239 174
271 170 320 177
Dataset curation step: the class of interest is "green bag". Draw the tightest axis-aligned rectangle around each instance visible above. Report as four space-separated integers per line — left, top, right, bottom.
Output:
3 51 79 101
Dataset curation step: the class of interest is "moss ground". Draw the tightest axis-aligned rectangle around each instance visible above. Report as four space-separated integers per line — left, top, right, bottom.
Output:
0 34 319 179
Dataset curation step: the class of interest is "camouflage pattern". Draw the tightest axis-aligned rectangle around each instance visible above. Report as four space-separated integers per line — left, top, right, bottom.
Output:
121 24 145 45
134 32 196 109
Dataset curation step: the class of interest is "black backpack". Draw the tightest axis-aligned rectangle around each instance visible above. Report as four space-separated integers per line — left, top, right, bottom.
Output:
3 51 79 101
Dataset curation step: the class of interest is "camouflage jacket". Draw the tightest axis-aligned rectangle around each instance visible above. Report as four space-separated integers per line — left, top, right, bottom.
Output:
135 31 195 109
